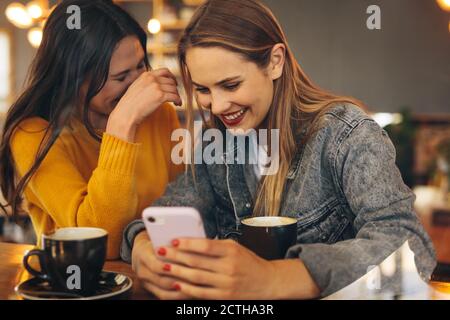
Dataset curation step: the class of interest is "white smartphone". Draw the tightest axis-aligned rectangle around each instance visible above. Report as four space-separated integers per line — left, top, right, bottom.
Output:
142 207 206 250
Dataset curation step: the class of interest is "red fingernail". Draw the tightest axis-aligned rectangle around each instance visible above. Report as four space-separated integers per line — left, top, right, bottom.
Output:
163 264 171 272
157 247 167 256
171 239 180 247
173 283 181 291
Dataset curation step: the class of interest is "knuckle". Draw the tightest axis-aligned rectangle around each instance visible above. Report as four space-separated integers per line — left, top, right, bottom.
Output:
225 239 236 248
183 238 191 247
154 88 164 100
154 276 169 289
224 239 235 245
146 259 160 274
136 271 147 282
136 270 149 283
201 241 213 253
173 253 195 269
191 272 205 284
227 242 239 257
183 255 196 268
227 262 239 276
136 265 150 278
170 250 180 263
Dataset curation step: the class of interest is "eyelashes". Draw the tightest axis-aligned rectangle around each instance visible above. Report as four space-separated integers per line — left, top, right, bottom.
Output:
223 82 241 91
195 87 210 94
195 81 242 94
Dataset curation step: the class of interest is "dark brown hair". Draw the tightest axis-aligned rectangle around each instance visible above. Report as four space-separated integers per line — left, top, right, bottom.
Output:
0 0 149 218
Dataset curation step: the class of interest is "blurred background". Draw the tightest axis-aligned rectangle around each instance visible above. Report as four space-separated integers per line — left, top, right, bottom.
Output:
0 0 449 264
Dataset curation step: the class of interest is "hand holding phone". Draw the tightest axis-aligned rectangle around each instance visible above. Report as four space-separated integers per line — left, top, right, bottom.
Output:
142 207 206 252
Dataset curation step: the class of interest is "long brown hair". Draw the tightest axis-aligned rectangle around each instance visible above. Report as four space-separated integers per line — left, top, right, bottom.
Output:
178 0 365 216
0 0 149 218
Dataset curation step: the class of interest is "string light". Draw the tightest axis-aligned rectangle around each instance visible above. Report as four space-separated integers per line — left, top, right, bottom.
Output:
147 19 161 34
5 3 33 29
26 1 44 19
436 0 450 12
27 27 43 48
5 1 48 47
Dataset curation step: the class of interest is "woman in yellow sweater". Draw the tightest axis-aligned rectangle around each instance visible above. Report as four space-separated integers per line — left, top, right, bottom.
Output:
0 0 183 259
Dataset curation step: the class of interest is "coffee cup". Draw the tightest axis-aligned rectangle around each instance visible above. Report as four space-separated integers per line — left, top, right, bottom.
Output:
238 216 297 260
23 227 108 295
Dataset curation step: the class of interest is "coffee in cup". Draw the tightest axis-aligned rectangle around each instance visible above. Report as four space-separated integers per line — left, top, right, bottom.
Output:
239 216 297 260
23 227 108 295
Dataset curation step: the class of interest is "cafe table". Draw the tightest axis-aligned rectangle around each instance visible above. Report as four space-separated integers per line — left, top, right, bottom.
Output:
0 241 449 300
0 187 450 300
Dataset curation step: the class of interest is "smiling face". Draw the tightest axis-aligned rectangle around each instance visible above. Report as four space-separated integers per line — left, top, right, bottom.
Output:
85 36 146 129
186 46 284 132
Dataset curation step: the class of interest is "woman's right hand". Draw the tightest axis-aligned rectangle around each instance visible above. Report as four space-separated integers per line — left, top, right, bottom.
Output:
132 231 190 300
106 68 182 142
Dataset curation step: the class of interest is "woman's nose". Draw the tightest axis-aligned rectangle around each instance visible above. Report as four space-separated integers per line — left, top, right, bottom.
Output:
210 94 231 116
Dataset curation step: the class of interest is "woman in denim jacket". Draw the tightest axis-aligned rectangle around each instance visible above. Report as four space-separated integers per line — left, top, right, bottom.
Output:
121 0 436 299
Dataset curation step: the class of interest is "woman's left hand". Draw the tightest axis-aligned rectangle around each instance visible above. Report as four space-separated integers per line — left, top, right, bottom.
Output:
156 238 279 299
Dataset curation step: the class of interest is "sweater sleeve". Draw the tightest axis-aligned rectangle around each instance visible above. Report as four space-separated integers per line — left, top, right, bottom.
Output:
11 119 140 259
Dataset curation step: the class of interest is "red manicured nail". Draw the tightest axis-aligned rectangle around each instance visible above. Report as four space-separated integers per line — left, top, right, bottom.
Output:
157 247 167 256
171 239 180 247
163 264 171 272
173 283 181 291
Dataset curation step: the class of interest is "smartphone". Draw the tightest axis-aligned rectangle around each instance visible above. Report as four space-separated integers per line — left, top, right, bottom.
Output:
142 207 206 250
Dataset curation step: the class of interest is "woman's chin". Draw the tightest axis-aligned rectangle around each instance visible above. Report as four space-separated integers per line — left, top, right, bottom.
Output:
226 125 256 136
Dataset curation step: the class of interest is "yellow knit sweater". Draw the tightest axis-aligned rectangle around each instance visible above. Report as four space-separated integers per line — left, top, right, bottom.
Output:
10 103 183 259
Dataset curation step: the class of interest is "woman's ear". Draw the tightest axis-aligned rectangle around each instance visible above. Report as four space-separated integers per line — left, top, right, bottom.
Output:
268 43 286 80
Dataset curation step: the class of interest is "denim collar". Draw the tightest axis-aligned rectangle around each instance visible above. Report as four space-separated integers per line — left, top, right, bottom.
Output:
215 121 309 177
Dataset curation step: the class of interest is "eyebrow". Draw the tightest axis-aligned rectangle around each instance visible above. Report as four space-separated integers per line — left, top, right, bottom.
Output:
192 76 241 87
110 57 145 78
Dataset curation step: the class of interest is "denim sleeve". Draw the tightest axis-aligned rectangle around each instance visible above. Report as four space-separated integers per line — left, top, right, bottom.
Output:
120 163 218 263
286 119 437 297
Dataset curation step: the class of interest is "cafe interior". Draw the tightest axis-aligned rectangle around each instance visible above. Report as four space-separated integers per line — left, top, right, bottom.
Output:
0 0 449 300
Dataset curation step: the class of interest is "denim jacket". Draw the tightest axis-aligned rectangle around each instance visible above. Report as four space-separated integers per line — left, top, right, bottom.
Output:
121 103 436 297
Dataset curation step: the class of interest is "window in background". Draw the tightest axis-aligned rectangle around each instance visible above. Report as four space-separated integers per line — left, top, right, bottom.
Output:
0 29 11 114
